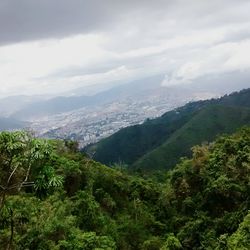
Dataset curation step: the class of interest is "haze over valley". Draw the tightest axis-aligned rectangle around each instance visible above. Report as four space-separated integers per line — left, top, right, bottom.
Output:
1 71 249 147
1 0 250 147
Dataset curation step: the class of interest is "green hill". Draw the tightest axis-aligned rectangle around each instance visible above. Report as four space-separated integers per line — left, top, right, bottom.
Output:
85 99 216 165
86 88 250 171
133 105 250 171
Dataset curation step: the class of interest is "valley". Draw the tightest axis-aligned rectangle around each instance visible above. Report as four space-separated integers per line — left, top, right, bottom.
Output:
29 87 216 148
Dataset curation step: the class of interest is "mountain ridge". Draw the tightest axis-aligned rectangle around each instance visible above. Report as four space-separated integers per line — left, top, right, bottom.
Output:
86 88 250 171
133 104 250 170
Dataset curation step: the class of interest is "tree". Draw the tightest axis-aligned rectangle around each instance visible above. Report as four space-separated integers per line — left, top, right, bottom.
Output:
0 131 63 249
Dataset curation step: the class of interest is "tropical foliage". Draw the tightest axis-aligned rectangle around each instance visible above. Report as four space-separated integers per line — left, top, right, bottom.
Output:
0 127 249 249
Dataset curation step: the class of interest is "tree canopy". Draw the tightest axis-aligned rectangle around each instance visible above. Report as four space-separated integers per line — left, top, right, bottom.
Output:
0 128 249 249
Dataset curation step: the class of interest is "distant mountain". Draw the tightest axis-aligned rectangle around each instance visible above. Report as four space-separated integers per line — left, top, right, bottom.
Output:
0 95 49 117
12 95 93 120
0 117 28 131
32 82 218 146
5 69 250 121
186 70 250 94
86 88 250 171
12 75 165 121
11 71 250 121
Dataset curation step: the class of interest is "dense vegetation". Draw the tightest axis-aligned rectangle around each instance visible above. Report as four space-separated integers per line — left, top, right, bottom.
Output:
0 127 249 249
134 105 250 171
86 89 250 171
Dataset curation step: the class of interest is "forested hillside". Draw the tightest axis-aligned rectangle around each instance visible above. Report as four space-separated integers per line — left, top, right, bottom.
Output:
134 105 250 171
0 128 249 249
86 89 250 171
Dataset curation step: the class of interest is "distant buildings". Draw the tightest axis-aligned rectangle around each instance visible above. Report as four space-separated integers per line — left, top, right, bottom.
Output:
30 91 216 148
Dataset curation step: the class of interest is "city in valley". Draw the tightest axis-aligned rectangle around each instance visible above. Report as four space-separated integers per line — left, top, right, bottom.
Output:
30 90 216 148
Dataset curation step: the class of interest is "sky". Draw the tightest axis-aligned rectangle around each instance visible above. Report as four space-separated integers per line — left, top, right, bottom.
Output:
0 0 250 97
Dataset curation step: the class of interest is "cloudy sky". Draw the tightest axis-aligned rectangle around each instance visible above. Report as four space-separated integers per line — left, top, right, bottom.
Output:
0 0 250 97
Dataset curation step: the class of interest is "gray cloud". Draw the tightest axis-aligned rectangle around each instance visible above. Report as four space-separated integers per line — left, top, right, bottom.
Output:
1 0 248 45
0 0 250 97
0 0 171 45
0 0 111 44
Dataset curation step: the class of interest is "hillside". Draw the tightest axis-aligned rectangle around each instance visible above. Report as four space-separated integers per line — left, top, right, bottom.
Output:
0 128 249 249
134 105 250 170
86 89 250 170
86 100 210 165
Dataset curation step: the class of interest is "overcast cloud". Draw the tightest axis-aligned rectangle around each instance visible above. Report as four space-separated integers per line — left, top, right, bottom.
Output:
0 0 250 97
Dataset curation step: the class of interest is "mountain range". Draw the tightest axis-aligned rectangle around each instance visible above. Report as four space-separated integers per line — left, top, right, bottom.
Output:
85 88 250 171
5 71 250 121
1 73 250 150
11 75 165 121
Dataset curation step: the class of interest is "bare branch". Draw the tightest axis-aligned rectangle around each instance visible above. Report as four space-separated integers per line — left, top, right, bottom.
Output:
7 165 19 186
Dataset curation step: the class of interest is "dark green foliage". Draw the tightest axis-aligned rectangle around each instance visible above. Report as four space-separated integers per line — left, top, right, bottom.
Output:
227 212 250 249
164 127 250 249
86 88 250 172
0 128 249 249
134 105 250 171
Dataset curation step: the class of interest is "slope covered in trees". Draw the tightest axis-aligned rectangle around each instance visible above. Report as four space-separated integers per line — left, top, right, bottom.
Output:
86 89 250 171
134 105 250 171
0 128 249 249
